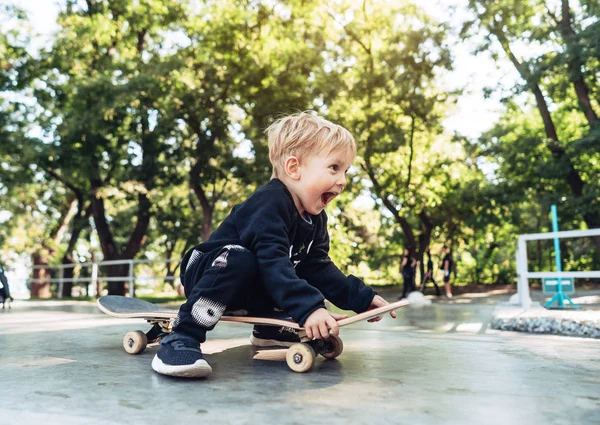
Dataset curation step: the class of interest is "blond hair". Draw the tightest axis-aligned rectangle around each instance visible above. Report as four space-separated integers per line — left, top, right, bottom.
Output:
265 112 356 179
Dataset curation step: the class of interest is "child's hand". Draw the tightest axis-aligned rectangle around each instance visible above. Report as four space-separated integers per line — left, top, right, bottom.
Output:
367 295 397 323
304 308 341 339
329 312 349 321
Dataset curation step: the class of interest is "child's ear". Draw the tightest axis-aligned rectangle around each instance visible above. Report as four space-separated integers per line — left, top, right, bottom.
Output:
284 156 301 180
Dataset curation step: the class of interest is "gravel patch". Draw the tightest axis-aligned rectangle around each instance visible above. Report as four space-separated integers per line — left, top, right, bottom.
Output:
492 306 600 338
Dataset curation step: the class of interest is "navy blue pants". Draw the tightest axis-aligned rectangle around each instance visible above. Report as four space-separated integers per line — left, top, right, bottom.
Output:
173 244 273 342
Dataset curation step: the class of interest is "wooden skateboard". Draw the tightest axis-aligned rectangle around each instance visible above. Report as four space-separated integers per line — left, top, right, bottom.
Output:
97 295 408 373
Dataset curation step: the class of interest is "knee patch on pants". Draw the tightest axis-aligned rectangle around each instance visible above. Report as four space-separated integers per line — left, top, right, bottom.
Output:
191 297 226 327
211 244 247 269
185 249 204 273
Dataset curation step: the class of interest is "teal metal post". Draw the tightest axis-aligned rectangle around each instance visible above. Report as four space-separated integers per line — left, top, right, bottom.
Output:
544 205 580 309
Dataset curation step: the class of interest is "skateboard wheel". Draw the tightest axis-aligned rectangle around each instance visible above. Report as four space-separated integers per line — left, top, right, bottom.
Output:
123 331 148 355
286 343 316 373
320 336 344 359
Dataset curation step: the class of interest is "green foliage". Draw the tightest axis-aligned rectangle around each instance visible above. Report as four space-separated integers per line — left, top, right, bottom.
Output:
463 0 600 275
1 0 599 295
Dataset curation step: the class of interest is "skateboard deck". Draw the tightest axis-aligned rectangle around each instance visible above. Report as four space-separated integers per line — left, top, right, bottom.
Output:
98 295 408 373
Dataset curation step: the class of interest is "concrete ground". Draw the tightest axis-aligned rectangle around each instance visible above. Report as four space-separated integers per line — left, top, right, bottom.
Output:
1 290 599 425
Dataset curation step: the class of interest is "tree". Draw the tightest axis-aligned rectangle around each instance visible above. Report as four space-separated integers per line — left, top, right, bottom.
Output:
318 0 463 282
28 0 191 294
463 0 600 256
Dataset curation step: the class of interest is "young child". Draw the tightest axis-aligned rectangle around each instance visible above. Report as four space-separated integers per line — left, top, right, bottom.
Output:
152 112 396 378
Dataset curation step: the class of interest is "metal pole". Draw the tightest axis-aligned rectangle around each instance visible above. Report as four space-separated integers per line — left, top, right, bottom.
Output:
545 205 579 309
516 237 530 309
91 262 99 297
57 266 64 299
128 260 135 298
551 205 564 307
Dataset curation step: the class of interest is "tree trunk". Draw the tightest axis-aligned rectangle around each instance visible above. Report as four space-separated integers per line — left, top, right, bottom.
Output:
361 158 417 253
417 210 433 286
30 253 52 298
90 178 150 295
163 240 180 291
61 204 92 297
190 180 214 242
406 116 416 190
122 193 151 259
61 256 74 298
105 264 130 296
27 192 77 298
186 115 222 242
97 195 149 296
558 0 599 126
90 177 119 259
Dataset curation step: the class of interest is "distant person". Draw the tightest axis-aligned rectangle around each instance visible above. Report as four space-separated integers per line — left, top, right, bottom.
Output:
419 249 441 296
441 246 453 298
0 266 14 308
399 248 416 299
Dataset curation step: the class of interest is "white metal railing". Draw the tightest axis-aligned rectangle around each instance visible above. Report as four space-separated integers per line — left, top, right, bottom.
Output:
515 228 600 309
27 258 180 298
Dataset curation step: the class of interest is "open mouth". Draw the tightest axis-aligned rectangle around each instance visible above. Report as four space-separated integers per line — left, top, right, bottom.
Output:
321 192 338 206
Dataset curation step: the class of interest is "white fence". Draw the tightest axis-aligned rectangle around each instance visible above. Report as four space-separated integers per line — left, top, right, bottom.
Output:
27 258 180 298
516 228 600 308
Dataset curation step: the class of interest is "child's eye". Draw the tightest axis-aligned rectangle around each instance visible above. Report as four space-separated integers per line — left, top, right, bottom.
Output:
329 164 339 172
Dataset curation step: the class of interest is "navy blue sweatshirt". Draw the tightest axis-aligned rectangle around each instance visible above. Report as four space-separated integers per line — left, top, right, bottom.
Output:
193 179 376 325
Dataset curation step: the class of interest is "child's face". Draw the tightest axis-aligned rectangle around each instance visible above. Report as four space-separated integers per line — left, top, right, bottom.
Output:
292 148 353 217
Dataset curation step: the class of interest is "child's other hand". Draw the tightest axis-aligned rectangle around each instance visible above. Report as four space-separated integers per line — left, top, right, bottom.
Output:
304 308 341 339
367 295 397 323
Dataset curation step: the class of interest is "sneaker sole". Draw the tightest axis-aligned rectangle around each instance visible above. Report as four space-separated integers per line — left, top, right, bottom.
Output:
151 355 212 378
249 334 297 348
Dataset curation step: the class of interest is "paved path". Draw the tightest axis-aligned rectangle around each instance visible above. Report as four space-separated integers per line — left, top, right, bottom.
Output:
1 297 599 425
